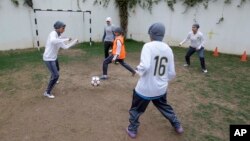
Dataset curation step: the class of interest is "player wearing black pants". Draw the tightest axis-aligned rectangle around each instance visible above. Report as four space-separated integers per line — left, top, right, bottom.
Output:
100 27 135 80
126 23 183 139
102 55 135 77
180 24 207 73
185 46 206 70
104 41 113 58
128 90 181 134
102 17 115 58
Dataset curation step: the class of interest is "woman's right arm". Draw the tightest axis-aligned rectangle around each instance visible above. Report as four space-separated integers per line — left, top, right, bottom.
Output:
60 39 78 49
102 28 106 42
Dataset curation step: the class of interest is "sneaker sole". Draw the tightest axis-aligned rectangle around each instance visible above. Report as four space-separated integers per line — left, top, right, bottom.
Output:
44 94 55 99
126 128 136 139
175 127 184 134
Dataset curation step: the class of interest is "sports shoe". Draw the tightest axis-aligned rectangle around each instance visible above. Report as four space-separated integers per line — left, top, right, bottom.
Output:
114 61 119 65
43 92 55 99
126 128 137 139
175 126 184 134
183 64 189 67
202 69 208 73
100 75 108 80
56 80 59 84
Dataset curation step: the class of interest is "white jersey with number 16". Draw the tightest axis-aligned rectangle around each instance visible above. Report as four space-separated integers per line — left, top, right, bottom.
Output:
135 41 176 98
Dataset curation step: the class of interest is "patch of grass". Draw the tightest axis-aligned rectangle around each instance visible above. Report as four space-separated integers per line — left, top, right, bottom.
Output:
77 42 103 57
125 39 144 52
77 39 144 57
0 49 43 71
0 40 143 71
171 46 250 141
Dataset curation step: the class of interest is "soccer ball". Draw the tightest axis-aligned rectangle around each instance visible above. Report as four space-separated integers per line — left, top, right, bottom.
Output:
91 76 100 86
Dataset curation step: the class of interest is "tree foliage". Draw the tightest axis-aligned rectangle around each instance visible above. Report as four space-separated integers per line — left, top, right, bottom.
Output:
10 0 33 8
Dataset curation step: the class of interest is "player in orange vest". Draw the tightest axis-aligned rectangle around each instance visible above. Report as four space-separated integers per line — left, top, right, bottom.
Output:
100 27 136 80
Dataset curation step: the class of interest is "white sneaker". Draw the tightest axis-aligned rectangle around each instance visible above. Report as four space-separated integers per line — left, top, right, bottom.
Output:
43 92 55 99
56 80 59 84
183 64 189 67
202 69 208 73
100 75 108 80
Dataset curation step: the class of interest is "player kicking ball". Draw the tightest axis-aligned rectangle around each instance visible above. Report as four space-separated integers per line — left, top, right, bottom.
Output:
126 23 184 139
100 27 136 80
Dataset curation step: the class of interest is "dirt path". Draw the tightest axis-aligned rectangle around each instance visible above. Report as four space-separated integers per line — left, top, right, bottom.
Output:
0 51 194 141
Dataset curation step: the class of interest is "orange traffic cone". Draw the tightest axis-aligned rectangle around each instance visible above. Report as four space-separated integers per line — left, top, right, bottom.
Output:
213 47 219 57
240 51 247 62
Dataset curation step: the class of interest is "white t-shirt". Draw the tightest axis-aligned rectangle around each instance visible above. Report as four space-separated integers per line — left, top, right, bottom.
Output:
180 31 205 50
43 31 78 61
135 41 176 99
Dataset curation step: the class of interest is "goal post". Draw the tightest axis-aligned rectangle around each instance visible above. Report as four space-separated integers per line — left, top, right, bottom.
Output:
33 9 92 50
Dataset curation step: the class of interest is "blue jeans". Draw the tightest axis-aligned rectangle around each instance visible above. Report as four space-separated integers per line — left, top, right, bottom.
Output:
44 60 59 94
185 46 206 69
128 90 181 134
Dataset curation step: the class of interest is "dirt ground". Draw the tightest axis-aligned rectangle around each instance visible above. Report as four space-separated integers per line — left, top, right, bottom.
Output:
0 49 199 141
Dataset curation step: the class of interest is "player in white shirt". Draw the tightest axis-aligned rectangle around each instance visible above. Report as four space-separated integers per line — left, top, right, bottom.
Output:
179 24 208 73
43 21 78 99
126 23 183 139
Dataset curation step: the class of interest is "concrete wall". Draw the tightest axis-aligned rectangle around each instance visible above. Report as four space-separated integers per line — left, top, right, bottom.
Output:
0 0 249 55
0 0 34 50
127 0 250 55
0 0 120 50
32 0 120 47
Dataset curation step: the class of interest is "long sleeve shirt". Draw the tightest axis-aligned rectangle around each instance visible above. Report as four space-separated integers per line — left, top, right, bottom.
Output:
180 31 205 50
43 31 78 61
135 41 176 99
102 25 115 42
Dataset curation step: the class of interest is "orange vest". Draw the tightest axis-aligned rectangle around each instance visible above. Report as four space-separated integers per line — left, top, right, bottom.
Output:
112 36 126 59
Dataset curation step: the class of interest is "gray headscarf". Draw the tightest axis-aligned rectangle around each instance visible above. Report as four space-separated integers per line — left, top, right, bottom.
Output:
54 21 66 29
192 23 200 29
114 27 123 34
148 23 165 41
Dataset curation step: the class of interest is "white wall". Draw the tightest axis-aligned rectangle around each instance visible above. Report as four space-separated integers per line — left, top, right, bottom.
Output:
127 0 250 55
0 0 119 49
32 0 120 47
0 0 34 50
0 0 249 55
